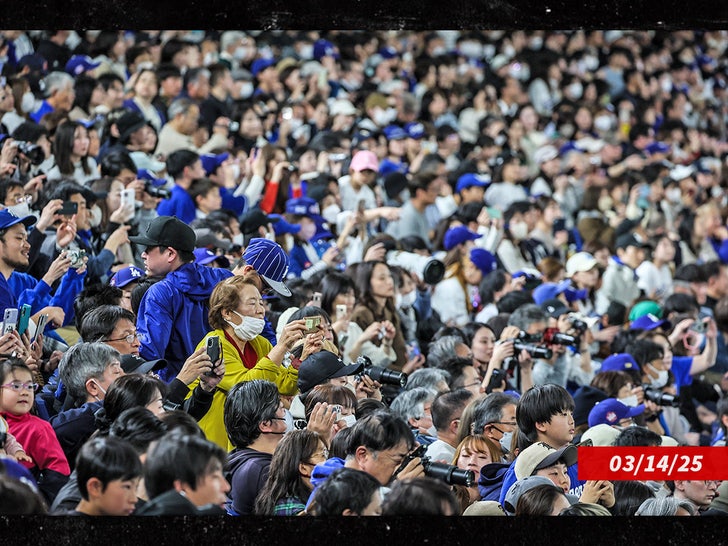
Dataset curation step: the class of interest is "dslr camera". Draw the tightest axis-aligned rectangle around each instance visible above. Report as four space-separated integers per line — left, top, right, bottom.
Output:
355 355 408 388
396 444 474 487
542 327 579 347
503 331 553 375
14 140 45 165
642 385 680 407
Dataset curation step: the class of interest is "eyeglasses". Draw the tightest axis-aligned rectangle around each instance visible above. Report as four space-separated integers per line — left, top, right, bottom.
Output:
105 332 139 344
490 421 517 426
2 381 39 392
462 381 481 389
14 195 32 204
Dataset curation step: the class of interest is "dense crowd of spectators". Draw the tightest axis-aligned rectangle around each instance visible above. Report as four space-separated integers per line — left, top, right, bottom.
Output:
0 29 728 517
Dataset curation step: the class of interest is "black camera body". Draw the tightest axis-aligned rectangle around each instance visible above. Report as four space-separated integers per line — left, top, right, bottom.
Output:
512 331 554 359
355 355 408 388
399 444 474 487
567 313 588 333
542 327 579 347
15 140 45 165
144 181 171 199
642 385 680 407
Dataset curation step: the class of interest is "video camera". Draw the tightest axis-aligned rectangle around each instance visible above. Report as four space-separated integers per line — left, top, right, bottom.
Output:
395 444 474 487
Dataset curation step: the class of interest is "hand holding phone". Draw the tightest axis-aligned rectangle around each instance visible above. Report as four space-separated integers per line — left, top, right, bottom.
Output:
59 201 78 217
2 308 19 335
204 336 221 377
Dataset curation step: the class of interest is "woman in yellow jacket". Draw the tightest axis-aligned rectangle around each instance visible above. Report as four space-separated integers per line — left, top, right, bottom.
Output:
189 275 310 450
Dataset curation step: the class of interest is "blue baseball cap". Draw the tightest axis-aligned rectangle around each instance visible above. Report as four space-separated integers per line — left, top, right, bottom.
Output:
469 248 498 275
243 238 291 297
532 280 572 305
383 125 407 141
645 141 670 155
0 209 36 230
456 173 490 194
588 398 645 428
136 168 167 187
599 353 639 373
200 153 230 176
404 122 426 140
109 265 146 288
313 39 340 61
193 248 230 268
443 226 482 251
268 213 302 236
630 313 671 331
285 197 324 223
251 58 275 77
379 46 399 59
65 54 101 76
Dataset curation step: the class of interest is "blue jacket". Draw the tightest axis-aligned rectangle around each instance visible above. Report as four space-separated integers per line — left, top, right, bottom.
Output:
137 262 233 382
478 462 511 501
8 268 86 326
156 185 197 224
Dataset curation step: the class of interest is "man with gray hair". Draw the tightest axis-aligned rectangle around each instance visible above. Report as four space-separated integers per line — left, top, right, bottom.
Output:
30 71 75 123
50 342 124 469
471 392 519 458
155 97 230 157
635 496 696 516
503 303 551 390
426 335 472 368
390 387 438 446
405 368 451 393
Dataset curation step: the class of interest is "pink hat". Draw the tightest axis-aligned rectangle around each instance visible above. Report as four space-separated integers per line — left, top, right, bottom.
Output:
349 150 379 172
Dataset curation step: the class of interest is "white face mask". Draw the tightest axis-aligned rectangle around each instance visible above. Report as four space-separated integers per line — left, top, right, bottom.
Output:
459 42 484 59
229 163 241 181
322 204 341 225
342 414 357 428
509 221 529 240
6 202 31 219
298 44 314 60
503 44 516 58
238 81 254 100
594 115 615 133
288 117 304 132
232 233 244 246
647 364 669 389
618 394 639 407
21 91 36 113
568 82 583 99
398 290 416 309
88 205 103 228
666 188 682 203
283 409 295 432
264 231 276 241
226 310 265 341
233 46 250 60
427 425 438 437
499 430 513 453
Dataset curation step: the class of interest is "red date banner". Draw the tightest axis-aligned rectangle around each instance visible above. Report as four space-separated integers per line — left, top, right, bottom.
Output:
578 447 728 481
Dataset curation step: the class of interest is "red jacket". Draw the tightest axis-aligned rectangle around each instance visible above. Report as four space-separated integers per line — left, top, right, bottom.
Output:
2 411 70 475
